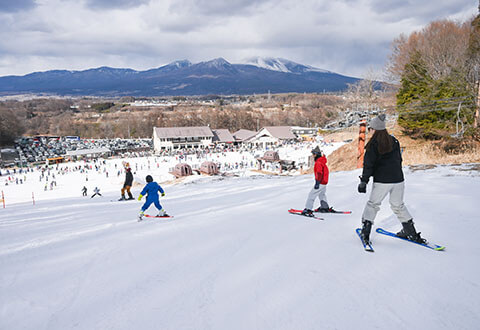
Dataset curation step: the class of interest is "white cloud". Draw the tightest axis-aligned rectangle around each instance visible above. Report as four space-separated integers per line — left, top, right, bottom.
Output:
0 0 477 78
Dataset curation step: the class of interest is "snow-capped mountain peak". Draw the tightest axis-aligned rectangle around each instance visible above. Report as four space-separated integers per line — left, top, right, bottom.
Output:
244 56 291 72
243 56 330 74
168 59 192 68
201 57 232 68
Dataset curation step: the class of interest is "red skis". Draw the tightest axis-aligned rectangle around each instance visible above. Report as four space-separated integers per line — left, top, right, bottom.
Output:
314 208 352 214
288 209 324 220
144 214 174 219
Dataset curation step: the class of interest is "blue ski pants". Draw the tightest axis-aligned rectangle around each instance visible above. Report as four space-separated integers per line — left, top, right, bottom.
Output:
141 198 163 212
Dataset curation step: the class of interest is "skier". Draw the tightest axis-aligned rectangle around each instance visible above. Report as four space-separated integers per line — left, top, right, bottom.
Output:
119 165 134 201
301 146 335 216
357 114 426 245
82 186 87 196
91 187 102 198
137 175 169 220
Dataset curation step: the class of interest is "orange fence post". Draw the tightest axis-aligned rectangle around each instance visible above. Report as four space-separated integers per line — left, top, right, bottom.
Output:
1 191 4 208
475 80 480 128
357 120 367 168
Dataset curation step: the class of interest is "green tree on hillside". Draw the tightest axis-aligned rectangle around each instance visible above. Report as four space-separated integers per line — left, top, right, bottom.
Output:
390 18 477 139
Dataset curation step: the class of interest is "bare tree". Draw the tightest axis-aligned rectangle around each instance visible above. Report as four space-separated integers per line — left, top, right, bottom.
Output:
386 19 472 82
0 108 24 145
347 68 382 107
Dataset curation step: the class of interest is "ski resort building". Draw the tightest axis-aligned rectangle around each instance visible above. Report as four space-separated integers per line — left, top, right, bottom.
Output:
153 126 214 152
65 147 112 160
249 126 297 148
232 129 257 146
291 126 318 140
212 129 235 146
170 163 193 177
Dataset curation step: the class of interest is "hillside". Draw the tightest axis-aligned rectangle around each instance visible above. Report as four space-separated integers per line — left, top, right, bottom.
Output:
1 162 479 330
325 126 480 172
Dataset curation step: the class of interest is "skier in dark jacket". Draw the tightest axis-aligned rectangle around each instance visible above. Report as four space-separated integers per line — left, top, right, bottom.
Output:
357 114 426 245
119 166 134 200
137 175 169 220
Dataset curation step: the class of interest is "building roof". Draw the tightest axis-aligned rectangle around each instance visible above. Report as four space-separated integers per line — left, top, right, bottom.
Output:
212 129 235 143
154 126 214 138
65 147 111 156
261 126 296 139
232 129 257 142
291 126 318 131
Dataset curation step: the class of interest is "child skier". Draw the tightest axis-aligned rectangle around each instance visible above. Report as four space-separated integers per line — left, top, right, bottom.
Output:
137 175 169 220
302 146 335 216
91 187 102 198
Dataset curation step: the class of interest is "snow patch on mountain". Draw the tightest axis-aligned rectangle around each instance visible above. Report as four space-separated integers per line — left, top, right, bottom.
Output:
166 60 192 69
243 56 331 74
200 58 232 69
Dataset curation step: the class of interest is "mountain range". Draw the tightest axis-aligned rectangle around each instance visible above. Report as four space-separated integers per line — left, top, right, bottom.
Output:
0 57 360 97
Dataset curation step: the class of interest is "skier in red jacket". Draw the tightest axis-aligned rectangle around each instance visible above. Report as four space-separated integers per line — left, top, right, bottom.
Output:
302 146 334 216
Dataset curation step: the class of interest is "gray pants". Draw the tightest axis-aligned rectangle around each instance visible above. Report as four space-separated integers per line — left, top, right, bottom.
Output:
362 181 412 224
305 184 329 210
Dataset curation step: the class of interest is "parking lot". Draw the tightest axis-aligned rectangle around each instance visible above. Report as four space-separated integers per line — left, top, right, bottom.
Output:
1 136 153 167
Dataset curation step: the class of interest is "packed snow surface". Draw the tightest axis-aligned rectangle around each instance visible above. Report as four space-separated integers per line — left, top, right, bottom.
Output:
1 160 480 330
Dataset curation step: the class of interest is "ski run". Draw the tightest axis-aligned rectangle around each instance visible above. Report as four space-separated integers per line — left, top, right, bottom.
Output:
1 158 480 330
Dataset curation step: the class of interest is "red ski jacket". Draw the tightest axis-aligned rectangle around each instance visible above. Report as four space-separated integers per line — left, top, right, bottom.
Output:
314 156 329 185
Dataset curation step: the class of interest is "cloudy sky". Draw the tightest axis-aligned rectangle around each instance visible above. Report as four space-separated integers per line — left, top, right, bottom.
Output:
0 0 477 78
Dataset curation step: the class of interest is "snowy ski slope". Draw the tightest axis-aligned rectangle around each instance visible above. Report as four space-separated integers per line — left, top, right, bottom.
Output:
1 163 480 330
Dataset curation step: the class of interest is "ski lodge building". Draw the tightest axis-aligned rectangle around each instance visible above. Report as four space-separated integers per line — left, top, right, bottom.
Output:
248 126 297 148
153 126 214 152
291 126 318 140
212 129 235 146
153 125 302 153
232 129 257 145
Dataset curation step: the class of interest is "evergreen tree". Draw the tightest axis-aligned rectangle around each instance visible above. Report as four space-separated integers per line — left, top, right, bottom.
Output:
397 52 474 139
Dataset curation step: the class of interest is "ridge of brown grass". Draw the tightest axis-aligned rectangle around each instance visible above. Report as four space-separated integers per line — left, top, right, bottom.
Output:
325 126 480 172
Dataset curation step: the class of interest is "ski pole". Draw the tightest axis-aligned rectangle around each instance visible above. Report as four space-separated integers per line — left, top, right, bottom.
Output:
1 190 4 208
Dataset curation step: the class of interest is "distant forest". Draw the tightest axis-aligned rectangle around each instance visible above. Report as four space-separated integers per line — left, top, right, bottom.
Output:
0 90 395 146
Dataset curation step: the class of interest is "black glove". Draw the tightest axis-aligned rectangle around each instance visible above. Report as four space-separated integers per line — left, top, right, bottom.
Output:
358 182 367 193
314 180 320 189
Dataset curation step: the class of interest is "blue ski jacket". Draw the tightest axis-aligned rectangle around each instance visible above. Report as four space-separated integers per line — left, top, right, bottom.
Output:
140 182 165 201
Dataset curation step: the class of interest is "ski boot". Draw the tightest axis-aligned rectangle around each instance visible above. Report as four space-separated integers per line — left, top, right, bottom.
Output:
138 211 144 221
157 209 170 217
396 220 427 244
301 208 314 217
360 220 373 245
118 195 126 201
127 192 134 200
315 207 336 213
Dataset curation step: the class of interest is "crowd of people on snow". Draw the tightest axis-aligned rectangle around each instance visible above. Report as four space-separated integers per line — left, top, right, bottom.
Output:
0 141 321 194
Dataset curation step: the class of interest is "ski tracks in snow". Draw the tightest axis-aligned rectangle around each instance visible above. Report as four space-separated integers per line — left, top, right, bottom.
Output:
0 223 115 257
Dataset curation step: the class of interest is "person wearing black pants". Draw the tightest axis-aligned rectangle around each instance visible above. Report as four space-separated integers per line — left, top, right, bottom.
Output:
119 166 134 201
